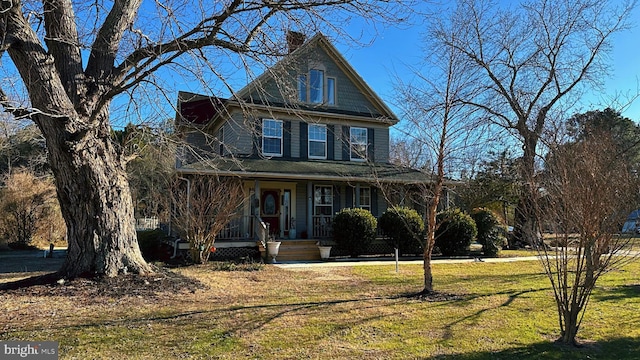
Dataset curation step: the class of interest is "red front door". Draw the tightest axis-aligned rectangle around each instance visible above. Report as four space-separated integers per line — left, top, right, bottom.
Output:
261 190 280 236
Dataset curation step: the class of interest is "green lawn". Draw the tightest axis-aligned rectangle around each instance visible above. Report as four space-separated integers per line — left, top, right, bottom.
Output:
1 259 638 359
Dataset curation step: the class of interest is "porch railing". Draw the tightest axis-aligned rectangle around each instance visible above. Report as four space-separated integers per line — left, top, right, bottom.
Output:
136 217 159 231
218 215 253 240
312 215 333 238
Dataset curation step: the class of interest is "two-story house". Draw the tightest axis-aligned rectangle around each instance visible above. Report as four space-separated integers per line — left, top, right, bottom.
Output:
175 32 428 260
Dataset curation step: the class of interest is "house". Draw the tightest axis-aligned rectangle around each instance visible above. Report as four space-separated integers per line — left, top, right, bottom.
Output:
174 32 431 260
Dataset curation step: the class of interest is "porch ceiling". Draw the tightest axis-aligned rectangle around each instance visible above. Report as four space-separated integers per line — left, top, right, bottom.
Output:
177 158 434 184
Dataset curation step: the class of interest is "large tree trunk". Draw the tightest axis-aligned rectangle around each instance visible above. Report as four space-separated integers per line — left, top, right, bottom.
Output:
48 124 152 278
4 10 151 278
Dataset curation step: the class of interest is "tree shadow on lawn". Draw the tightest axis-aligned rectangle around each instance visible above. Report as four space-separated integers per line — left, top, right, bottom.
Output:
592 284 640 302
428 336 640 360
2 295 414 343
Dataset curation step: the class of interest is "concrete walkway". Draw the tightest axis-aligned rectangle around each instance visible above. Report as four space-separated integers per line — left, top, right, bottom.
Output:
275 256 542 269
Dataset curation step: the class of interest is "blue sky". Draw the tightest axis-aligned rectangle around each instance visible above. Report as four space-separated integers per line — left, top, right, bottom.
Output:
107 1 640 129
332 5 640 123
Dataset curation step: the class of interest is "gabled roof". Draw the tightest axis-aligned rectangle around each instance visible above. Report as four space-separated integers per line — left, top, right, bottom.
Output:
234 33 399 124
176 33 399 127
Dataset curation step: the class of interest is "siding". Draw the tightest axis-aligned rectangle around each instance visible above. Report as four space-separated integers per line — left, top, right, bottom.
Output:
242 44 383 117
225 113 254 155
291 120 300 158
374 125 389 163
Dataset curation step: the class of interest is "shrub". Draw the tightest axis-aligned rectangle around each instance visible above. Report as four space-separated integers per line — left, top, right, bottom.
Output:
471 208 507 257
137 229 172 261
379 206 424 255
435 209 477 256
332 208 377 257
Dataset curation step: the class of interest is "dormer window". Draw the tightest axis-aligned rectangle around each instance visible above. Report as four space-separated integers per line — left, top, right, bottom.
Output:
298 69 336 105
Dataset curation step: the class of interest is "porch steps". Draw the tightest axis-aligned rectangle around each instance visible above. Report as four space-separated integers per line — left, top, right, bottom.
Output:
272 240 322 261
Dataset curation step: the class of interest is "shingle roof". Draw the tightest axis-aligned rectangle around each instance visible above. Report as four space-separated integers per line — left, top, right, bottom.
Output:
177 158 433 184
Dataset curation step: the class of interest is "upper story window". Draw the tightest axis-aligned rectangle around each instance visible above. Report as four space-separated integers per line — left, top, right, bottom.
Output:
350 127 367 161
308 124 327 159
298 69 336 105
262 119 283 157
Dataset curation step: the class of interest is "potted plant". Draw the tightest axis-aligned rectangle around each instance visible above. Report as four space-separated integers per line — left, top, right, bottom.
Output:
316 241 332 260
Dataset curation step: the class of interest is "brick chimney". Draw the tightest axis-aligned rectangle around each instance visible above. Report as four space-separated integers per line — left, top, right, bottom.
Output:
286 31 306 53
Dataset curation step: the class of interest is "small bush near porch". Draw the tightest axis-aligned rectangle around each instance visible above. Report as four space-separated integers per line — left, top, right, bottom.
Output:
2 260 638 359
332 208 377 257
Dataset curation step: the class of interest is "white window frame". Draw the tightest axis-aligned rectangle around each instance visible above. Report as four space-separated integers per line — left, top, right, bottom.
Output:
350 127 368 161
356 187 371 211
298 74 307 102
297 69 336 105
262 119 283 157
308 124 327 159
314 185 333 216
327 77 336 105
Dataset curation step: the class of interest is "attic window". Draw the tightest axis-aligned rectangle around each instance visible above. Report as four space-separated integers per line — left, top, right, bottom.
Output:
298 69 336 105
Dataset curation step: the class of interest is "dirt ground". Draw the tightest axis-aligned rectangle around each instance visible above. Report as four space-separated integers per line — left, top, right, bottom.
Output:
0 250 203 297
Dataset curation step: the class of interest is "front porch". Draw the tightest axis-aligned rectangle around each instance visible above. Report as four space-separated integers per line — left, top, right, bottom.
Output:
217 215 334 242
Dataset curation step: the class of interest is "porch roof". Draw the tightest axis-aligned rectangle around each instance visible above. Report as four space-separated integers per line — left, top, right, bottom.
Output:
177 158 433 184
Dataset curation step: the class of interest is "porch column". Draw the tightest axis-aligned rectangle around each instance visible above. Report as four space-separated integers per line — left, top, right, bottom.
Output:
307 182 313 238
254 180 261 215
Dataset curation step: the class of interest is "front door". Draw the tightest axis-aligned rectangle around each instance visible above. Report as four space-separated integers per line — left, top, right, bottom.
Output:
261 190 280 237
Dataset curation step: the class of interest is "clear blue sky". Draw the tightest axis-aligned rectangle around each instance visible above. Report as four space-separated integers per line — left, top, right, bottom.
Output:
114 1 640 129
332 5 640 123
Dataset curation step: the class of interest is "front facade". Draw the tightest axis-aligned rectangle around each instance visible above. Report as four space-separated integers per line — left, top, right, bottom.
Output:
175 33 429 254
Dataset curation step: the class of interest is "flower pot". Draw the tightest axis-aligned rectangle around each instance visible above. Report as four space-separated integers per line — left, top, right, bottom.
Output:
267 241 281 263
318 246 332 260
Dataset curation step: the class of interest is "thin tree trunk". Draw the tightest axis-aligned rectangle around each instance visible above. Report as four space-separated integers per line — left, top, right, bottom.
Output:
513 132 540 247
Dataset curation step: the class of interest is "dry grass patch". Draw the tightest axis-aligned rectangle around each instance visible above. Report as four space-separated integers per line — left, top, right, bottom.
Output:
0 258 639 359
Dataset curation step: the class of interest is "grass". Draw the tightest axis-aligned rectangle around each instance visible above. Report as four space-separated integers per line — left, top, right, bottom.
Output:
1 259 639 359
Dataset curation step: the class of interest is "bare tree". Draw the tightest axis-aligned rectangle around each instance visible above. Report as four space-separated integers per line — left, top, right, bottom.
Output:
432 0 635 246
534 129 640 345
394 20 484 293
171 175 245 264
0 0 404 277
0 169 63 247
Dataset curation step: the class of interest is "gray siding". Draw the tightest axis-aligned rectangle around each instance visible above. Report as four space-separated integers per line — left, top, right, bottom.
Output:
374 125 389 163
225 113 253 155
375 188 387 216
291 120 300 158
243 44 383 117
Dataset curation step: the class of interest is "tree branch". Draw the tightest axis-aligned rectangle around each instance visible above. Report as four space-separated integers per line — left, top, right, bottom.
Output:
43 0 83 105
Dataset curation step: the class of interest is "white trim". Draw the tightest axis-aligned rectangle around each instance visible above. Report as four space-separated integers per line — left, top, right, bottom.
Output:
308 124 327 160
326 77 336 106
313 184 333 216
262 119 283 157
350 127 368 161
